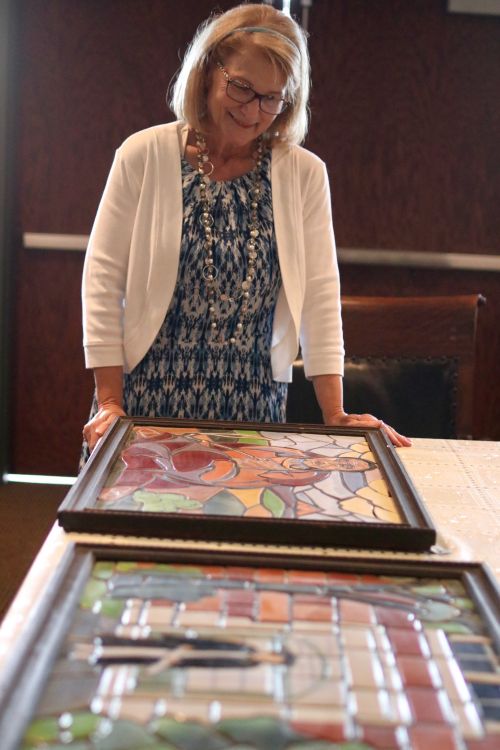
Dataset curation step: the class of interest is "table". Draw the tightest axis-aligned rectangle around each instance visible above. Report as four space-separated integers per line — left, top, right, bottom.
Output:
1 437 499 670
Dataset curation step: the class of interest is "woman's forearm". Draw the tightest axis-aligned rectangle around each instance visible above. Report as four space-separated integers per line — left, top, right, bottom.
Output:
94 366 124 409
311 373 345 422
311 372 411 447
83 366 126 450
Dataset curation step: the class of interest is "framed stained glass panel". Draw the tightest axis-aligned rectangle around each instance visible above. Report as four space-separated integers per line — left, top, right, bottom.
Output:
58 418 435 551
0 546 498 750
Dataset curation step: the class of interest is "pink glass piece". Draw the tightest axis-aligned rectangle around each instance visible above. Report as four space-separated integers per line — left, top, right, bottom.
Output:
225 567 256 580
386 628 430 657
374 606 419 629
226 590 255 605
407 725 459 750
227 602 255 618
326 572 360 583
361 725 402 749
289 721 347 742
396 655 441 688
406 687 449 723
341 626 375 651
349 687 399 723
292 601 333 622
258 591 290 622
288 570 328 586
184 594 222 612
338 599 375 625
255 568 287 583
346 651 385 689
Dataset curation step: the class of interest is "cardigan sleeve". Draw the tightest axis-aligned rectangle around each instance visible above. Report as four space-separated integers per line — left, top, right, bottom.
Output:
82 142 143 369
298 157 345 377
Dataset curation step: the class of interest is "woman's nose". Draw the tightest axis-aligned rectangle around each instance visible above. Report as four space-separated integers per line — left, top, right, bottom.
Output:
239 97 261 116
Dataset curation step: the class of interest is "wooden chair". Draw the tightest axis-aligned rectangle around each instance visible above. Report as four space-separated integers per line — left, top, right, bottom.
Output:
287 294 485 439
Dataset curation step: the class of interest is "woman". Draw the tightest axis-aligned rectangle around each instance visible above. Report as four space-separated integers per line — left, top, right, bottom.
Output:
82 3 410 455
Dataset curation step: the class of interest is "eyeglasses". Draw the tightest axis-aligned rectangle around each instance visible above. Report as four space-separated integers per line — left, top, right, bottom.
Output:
216 62 288 115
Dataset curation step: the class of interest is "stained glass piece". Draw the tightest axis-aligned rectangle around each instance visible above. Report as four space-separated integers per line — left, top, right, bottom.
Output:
92 427 403 526
340 496 379 518
80 579 107 610
407 724 458 750
243 503 273 518
21 561 500 750
262 489 286 518
152 717 229 749
204 490 246 516
217 715 302 749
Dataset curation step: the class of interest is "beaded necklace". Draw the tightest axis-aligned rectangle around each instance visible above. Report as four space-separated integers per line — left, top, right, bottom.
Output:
194 130 264 344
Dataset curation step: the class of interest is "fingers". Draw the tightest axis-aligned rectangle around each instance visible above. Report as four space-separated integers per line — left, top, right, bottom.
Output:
379 422 412 448
82 406 125 451
329 412 412 448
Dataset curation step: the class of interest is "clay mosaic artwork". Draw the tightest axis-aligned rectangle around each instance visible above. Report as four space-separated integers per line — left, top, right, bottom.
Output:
96 426 402 524
21 559 499 750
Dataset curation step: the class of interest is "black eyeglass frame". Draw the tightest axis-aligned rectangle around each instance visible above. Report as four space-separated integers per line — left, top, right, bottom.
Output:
216 62 289 115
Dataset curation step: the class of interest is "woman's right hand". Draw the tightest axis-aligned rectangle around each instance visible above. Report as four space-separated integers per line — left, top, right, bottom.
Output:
83 402 126 452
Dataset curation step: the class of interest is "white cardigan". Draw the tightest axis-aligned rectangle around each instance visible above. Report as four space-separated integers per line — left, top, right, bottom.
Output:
82 121 344 382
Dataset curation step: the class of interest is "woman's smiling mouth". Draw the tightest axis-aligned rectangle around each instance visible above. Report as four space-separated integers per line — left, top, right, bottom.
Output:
229 112 256 129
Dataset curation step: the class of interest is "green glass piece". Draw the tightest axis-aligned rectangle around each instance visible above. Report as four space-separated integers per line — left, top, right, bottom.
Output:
262 489 286 518
454 597 475 610
235 436 268 445
79 579 108 610
21 743 88 750
99 598 126 618
233 430 264 439
23 717 60 743
288 743 373 750
92 562 116 580
23 712 100 743
438 621 473 634
152 717 229 749
70 713 102 738
116 562 140 571
218 716 302 750
133 491 202 513
411 584 447 595
91 719 158 748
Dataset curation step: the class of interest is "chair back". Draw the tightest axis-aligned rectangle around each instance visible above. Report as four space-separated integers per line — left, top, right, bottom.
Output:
287 294 485 438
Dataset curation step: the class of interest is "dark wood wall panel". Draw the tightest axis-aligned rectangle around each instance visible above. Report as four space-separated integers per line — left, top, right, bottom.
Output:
307 0 500 253
8 0 500 474
11 0 235 474
16 0 234 232
11 251 94 474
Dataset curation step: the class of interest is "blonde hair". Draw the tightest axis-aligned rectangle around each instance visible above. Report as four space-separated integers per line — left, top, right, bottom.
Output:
170 3 310 146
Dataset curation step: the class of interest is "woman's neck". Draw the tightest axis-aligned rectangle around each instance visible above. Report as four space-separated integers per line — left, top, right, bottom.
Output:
186 128 259 181
205 138 253 164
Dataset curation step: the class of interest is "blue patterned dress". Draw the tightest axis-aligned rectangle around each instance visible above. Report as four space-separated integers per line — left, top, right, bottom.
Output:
122 150 287 422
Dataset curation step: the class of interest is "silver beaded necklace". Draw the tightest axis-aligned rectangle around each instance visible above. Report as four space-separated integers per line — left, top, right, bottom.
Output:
194 130 264 344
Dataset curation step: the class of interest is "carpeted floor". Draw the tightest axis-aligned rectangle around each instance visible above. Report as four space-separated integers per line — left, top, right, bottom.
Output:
0 482 69 622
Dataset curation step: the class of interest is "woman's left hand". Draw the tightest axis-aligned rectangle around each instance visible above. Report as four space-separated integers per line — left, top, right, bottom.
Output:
324 409 412 448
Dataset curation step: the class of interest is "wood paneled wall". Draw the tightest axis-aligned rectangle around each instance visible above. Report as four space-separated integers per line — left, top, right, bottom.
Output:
8 0 500 474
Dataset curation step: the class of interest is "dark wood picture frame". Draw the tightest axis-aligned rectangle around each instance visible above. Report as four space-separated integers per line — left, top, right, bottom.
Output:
58 417 436 551
0 544 498 750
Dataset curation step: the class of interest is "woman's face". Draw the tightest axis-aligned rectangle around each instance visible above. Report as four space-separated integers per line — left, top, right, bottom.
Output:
205 45 286 151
